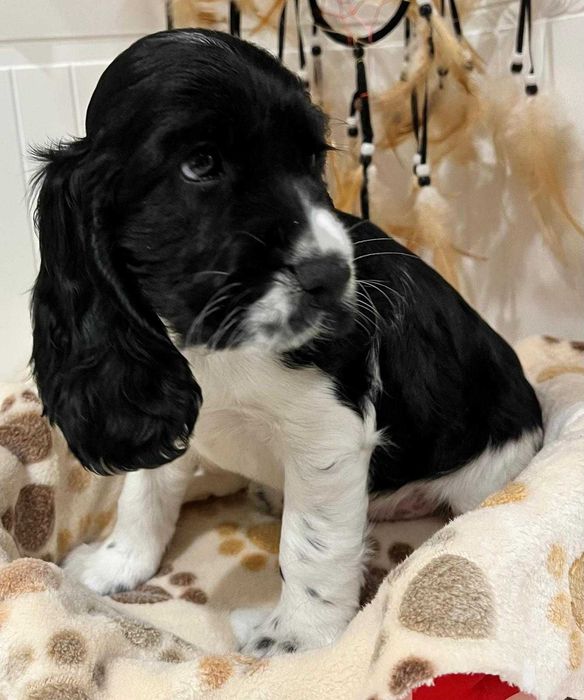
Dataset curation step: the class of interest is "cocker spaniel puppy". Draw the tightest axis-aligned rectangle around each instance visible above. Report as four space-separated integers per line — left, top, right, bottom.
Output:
31 29 542 656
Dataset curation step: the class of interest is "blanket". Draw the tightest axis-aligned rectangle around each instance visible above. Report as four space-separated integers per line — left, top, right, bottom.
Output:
0 335 583 699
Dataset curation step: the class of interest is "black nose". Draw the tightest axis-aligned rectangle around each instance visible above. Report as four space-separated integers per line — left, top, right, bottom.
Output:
293 256 351 301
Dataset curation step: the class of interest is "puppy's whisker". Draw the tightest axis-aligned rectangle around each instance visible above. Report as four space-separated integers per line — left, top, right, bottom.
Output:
352 297 379 326
210 305 244 350
352 306 378 333
355 288 383 324
185 283 241 346
353 251 418 263
360 280 406 308
352 237 401 246
351 312 373 336
238 230 266 247
345 219 372 237
192 270 230 278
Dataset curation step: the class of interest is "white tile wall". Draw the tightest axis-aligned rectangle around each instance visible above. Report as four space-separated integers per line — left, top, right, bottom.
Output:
0 0 583 381
0 1 165 381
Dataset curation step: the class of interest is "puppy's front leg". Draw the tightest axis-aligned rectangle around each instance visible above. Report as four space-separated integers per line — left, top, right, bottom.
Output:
239 414 374 656
63 455 193 594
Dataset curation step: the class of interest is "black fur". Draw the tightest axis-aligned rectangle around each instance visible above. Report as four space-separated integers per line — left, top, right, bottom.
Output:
287 214 543 492
31 28 542 484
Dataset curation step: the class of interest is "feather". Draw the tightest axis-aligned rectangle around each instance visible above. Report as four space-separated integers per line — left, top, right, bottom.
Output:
375 20 433 149
171 0 224 28
429 10 483 93
412 182 461 288
427 78 484 165
249 0 286 33
328 150 363 216
494 91 584 260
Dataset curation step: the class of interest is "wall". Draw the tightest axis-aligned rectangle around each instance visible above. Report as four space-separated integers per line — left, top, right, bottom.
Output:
0 1 165 381
0 0 582 381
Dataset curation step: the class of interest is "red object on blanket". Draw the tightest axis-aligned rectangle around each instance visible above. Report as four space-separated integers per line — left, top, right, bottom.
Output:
412 673 521 700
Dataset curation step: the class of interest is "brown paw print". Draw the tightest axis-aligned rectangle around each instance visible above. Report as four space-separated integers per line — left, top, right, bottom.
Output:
111 569 208 606
546 543 583 670
216 520 281 572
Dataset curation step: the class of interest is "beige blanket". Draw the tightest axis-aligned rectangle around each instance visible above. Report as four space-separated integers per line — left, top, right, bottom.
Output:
0 335 583 699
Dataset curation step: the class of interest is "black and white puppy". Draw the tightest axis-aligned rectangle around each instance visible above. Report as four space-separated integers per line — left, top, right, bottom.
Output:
31 29 542 656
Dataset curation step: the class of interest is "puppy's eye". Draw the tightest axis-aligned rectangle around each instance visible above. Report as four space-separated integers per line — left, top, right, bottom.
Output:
181 147 222 182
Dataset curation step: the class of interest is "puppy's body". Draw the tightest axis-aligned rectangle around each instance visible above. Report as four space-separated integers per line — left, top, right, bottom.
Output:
32 29 542 656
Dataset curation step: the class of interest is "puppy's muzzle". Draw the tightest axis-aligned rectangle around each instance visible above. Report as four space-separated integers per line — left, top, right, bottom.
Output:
292 254 351 305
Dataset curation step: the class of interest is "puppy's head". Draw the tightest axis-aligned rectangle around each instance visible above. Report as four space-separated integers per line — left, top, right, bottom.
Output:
31 29 355 474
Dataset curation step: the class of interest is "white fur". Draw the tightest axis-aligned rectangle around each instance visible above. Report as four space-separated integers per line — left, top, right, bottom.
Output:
309 207 353 257
188 350 380 656
368 428 543 521
64 455 193 593
64 347 379 655
245 207 355 353
292 203 353 266
64 342 540 654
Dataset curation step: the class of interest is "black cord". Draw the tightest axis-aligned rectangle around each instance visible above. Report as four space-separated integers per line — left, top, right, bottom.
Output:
448 0 463 38
308 0 410 47
511 0 537 94
229 0 241 37
165 0 174 30
278 1 287 60
354 46 374 219
311 24 323 90
511 0 528 72
294 0 307 82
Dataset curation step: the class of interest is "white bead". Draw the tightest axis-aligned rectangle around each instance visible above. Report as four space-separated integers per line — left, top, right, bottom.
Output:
416 162 430 177
412 153 422 166
367 164 377 180
525 73 537 86
311 38 321 49
361 142 375 157
512 50 523 63
298 68 308 82
416 0 429 5
347 115 358 128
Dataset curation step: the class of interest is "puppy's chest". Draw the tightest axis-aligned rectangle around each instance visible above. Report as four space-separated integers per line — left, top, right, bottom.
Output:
187 349 331 427
184 349 364 474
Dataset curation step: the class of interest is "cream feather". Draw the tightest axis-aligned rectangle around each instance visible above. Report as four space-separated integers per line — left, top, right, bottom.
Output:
494 91 584 260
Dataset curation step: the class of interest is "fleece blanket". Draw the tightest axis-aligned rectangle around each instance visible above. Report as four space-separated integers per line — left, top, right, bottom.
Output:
0 335 583 700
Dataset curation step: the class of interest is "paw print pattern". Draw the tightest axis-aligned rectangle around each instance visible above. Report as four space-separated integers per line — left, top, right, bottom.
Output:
546 543 583 670
111 566 208 605
216 520 280 572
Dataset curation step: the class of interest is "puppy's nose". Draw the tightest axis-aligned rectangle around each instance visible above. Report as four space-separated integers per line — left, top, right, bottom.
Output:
293 256 351 301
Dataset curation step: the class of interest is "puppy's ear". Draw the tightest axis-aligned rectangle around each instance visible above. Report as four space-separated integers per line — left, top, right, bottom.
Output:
31 139 201 474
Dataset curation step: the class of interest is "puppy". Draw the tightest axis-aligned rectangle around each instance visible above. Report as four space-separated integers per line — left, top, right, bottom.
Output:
31 29 542 656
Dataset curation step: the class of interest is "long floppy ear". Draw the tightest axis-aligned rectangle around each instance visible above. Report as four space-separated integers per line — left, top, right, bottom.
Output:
31 139 201 474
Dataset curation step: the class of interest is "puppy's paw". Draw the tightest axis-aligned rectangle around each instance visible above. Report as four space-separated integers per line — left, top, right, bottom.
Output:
63 540 159 595
233 608 339 657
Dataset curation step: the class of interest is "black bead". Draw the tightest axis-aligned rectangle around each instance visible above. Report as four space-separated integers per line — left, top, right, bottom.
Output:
311 45 322 56
511 62 523 73
418 175 431 187
348 126 359 137
525 83 538 96
419 2 432 17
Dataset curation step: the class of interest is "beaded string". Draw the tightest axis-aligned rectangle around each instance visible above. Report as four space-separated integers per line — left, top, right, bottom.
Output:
277 0 308 88
511 0 538 95
308 0 411 218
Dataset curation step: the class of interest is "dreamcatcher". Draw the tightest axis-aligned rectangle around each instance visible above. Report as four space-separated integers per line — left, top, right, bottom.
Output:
170 0 584 287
